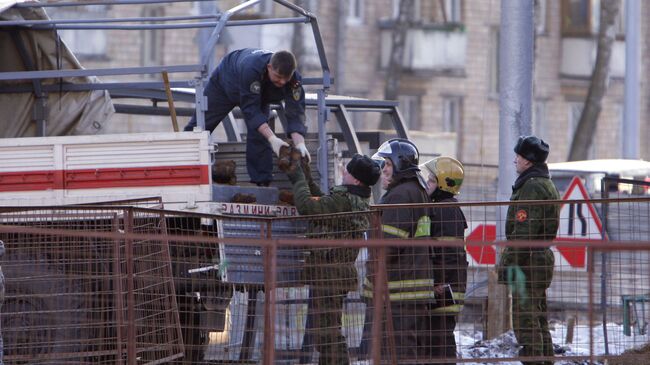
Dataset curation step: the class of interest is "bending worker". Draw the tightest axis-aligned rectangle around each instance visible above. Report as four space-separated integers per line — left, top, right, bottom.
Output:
280 152 380 364
184 48 309 186
497 135 560 365
420 156 468 363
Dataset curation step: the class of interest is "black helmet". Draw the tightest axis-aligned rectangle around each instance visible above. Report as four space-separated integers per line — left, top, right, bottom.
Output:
514 135 549 163
373 138 420 175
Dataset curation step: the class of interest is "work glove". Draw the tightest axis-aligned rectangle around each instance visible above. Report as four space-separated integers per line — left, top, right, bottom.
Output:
267 135 289 157
295 142 311 163
278 145 303 174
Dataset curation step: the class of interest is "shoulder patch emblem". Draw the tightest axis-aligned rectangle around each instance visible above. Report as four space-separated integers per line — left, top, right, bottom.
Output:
516 209 528 222
292 87 301 101
250 81 261 94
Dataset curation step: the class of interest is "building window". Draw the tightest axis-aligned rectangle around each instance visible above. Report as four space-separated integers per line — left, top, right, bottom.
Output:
532 100 547 139
562 0 593 36
535 0 548 35
399 95 421 130
442 95 462 133
561 0 625 37
347 0 364 25
141 7 165 69
488 27 500 95
49 5 108 60
443 0 462 23
392 0 421 21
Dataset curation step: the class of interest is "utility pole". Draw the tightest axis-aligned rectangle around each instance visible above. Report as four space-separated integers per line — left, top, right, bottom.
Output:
623 0 639 159
489 0 534 339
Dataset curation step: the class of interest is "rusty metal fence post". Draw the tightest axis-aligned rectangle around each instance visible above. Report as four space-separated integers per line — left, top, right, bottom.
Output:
124 208 137 365
263 220 277 364
369 211 392 364
112 212 126 365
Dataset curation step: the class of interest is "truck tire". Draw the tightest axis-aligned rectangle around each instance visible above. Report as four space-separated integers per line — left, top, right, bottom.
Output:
1 253 95 364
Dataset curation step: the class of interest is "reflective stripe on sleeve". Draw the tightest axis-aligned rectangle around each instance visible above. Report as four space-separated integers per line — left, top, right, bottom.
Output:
431 304 464 313
382 224 409 238
414 215 431 237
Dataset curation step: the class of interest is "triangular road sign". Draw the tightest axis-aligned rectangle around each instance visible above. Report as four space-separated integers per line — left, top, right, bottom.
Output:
555 176 607 269
466 223 497 265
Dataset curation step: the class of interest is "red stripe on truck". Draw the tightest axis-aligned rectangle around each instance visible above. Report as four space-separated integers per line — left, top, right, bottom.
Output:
0 165 209 192
0 170 64 192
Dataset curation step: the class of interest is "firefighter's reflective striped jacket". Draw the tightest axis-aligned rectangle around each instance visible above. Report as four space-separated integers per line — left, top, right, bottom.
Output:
363 173 435 303
429 194 468 314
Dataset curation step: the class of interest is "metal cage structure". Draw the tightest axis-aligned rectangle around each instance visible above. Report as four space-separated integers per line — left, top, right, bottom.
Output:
0 0 410 192
0 197 649 364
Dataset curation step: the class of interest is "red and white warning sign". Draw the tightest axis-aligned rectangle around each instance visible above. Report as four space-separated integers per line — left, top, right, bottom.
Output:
554 176 607 270
463 176 606 269
465 222 497 266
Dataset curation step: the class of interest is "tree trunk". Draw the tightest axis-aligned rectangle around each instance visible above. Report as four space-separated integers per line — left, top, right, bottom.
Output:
379 0 414 130
567 0 621 161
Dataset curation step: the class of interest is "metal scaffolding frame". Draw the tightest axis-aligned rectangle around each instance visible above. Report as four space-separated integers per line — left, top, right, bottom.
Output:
0 0 409 191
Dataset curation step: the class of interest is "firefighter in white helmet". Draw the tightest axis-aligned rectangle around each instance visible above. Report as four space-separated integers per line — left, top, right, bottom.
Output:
420 156 468 362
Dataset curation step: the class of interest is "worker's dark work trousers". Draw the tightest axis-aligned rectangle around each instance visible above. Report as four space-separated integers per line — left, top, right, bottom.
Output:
184 79 273 185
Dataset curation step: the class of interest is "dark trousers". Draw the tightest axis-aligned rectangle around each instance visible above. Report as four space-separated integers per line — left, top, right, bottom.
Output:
360 301 433 363
306 288 350 365
428 312 457 364
184 79 273 184
512 287 553 365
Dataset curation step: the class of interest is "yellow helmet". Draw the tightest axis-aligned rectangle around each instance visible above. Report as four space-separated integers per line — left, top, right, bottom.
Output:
419 156 464 195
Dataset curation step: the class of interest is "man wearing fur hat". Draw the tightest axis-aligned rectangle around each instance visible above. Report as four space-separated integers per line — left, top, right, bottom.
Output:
497 135 560 365
280 153 380 365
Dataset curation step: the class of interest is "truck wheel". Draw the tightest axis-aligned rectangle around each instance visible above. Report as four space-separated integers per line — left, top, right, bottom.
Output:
1 253 93 363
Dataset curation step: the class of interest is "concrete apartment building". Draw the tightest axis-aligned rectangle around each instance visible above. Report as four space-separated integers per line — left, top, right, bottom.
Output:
51 0 649 165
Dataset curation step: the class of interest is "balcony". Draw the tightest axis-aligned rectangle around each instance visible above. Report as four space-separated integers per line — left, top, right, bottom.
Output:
379 23 466 73
560 37 625 79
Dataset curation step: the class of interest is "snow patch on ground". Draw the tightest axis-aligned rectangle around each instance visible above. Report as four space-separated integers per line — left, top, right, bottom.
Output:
457 322 650 364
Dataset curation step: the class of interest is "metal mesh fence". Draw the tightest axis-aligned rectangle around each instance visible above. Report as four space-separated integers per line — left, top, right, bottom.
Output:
0 207 183 365
0 198 649 364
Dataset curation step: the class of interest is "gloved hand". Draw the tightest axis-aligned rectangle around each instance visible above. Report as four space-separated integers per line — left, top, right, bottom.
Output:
278 145 303 175
295 142 311 163
267 135 289 157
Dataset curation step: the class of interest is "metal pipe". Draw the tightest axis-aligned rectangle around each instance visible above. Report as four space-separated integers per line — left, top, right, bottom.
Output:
194 0 261 130
14 0 203 8
497 0 534 239
0 64 202 81
22 17 308 30
3 222 650 250
0 14 219 26
200 0 261 68
623 0 640 159
273 0 311 17
317 89 329 192
600 177 611 354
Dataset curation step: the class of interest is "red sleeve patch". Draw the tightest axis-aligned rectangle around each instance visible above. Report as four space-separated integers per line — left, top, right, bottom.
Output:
516 209 528 222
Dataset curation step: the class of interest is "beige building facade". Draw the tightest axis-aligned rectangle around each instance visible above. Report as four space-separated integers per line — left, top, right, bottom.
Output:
52 0 649 164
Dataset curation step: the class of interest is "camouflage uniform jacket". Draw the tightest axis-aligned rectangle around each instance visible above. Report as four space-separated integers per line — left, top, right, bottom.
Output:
289 166 370 292
498 164 560 284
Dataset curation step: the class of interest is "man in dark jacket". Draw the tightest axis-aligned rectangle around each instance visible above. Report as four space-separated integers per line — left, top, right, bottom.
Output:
281 152 380 365
420 156 468 363
496 136 560 365
363 138 435 362
185 48 309 186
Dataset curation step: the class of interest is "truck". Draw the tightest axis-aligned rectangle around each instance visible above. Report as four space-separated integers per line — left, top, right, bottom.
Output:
0 1 411 363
